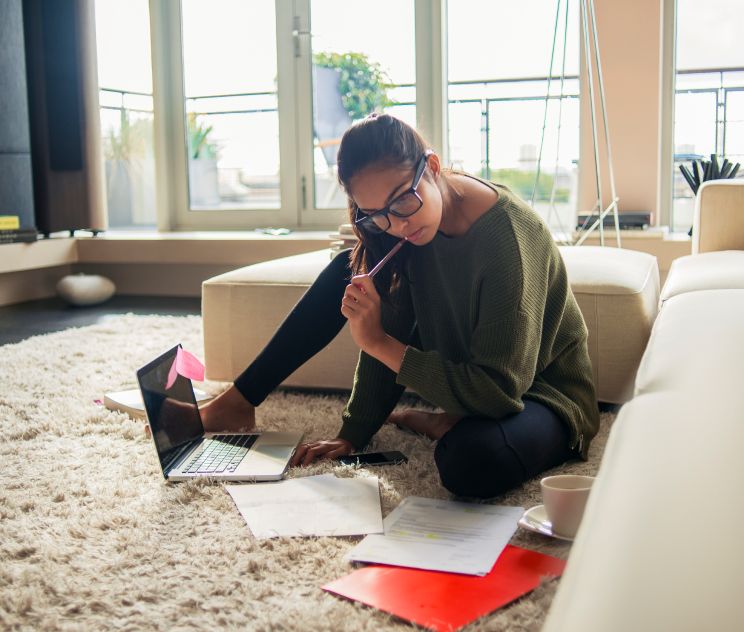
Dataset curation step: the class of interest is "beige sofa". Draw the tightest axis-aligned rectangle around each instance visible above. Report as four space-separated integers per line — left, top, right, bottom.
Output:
543 180 744 631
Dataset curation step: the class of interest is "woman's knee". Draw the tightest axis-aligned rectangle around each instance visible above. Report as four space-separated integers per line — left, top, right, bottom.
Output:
434 426 526 498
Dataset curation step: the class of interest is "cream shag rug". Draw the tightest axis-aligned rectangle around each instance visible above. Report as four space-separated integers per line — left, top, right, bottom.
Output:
0 315 615 631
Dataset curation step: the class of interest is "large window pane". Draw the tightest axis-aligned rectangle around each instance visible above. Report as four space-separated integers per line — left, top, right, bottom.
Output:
674 0 744 233
181 0 279 210
96 0 156 229
448 0 580 235
310 0 416 209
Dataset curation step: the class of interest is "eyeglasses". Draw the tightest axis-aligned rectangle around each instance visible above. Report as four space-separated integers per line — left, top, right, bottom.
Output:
354 152 431 235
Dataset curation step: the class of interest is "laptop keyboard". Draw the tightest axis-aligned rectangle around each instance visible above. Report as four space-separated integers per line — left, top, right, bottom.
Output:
183 434 258 475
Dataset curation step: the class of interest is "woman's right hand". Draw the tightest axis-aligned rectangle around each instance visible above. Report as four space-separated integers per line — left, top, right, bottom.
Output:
291 438 354 467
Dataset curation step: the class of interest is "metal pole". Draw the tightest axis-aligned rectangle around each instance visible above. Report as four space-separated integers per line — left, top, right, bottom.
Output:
588 0 621 246
579 0 605 246
532 0 563 207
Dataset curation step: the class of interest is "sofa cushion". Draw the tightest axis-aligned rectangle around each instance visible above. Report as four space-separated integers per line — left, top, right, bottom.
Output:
660 250 744 303
634 288 744 397
202 250 360 388
560 246 659 403
543 391 744 632
693 179 744 254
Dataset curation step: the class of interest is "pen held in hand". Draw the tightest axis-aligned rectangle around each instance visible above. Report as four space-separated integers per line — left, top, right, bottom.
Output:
368 237 408 278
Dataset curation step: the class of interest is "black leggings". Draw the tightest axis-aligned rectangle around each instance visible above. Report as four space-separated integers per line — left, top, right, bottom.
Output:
234 250 576 498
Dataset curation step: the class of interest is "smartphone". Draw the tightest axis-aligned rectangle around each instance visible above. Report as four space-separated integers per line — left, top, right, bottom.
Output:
336 450 408 466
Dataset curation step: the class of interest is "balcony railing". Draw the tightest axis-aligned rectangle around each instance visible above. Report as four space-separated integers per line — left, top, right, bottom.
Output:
99 66 744 230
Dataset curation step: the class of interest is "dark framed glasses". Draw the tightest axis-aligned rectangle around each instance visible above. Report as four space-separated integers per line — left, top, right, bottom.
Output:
354 152 432 234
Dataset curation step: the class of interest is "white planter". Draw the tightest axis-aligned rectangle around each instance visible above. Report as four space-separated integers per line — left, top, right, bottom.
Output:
188 159 220 207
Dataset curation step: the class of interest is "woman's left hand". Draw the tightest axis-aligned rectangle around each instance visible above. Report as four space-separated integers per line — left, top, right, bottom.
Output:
341 274 386 354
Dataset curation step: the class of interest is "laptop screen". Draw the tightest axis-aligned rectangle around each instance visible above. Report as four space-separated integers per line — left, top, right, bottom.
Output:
137 345 204 471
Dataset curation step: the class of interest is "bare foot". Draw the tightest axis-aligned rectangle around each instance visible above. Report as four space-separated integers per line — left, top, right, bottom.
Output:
386 409 461 441
199 386 256 433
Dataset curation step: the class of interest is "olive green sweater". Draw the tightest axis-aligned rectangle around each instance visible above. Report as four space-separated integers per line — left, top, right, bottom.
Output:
337 183 600 459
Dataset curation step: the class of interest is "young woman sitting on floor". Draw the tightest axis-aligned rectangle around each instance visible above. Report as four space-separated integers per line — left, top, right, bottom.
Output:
200 113 600 498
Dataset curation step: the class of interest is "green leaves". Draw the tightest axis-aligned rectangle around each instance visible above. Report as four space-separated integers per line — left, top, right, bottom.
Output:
313 51 394 120
187 113 218 160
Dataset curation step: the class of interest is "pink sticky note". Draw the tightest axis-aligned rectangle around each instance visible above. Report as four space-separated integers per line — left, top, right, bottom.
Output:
175 347 205 381
165 347 205 389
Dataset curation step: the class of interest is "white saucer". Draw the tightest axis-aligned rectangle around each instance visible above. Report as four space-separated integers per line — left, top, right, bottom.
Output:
518 505 574 542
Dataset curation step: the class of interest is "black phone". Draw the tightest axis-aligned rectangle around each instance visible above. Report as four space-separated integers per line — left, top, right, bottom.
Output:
336 450 408 466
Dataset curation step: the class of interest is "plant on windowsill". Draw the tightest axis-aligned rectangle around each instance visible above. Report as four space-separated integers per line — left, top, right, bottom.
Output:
312 51 394 120
187 113 221 207
103 110 156 226
679 154 741 236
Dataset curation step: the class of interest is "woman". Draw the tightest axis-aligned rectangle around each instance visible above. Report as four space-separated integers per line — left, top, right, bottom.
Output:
201 113 599 498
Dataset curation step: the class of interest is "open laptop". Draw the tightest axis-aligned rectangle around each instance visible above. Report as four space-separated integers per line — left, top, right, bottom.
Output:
137 345 302 482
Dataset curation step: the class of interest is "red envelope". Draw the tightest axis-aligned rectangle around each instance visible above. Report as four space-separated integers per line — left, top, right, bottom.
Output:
323 545 566 632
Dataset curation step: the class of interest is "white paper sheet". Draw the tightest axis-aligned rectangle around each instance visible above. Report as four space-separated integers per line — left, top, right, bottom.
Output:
346 496 523 575
225 474 383 539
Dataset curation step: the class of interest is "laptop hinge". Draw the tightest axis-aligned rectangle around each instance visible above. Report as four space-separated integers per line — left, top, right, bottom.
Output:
163 439 202 477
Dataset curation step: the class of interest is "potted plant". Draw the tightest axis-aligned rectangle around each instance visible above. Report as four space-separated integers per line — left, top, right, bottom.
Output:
311 52 394 207
103 110 156 227
187 113 221 207
679 154 741 235
312 51 394 121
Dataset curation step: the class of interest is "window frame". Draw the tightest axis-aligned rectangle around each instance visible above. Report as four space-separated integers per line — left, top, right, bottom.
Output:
146 0 444 232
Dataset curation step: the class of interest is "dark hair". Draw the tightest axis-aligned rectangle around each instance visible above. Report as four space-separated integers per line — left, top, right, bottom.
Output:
336 113 430 302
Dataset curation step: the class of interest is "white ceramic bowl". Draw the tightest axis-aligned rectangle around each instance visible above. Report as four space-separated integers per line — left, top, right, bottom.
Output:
56 273 116 306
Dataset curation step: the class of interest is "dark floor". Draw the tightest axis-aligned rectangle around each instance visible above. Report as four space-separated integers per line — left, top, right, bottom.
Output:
0 296 202 345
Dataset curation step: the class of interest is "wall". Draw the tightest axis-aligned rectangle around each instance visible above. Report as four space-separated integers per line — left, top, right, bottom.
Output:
579 0 663 221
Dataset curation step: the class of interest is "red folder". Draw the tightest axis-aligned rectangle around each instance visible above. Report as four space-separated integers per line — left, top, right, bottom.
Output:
322 545 566 632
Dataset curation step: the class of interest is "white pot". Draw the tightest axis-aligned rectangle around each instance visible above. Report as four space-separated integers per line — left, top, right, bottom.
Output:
188 159 221 207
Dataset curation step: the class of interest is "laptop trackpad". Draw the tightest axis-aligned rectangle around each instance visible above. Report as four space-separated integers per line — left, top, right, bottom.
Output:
237 433 299 475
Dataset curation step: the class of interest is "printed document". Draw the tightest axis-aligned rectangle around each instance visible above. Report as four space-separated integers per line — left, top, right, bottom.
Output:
225 474 383 539
346 496 523 575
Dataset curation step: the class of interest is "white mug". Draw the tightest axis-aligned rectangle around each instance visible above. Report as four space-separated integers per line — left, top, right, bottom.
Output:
540 474 595 539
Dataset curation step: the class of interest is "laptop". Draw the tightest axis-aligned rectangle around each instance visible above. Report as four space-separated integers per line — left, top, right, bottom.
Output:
137 344 302 482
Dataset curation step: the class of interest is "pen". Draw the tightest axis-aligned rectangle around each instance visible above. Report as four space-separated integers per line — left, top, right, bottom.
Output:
368 237 408 278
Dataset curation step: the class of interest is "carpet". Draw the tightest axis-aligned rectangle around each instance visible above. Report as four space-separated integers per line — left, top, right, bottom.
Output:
0 315 615 631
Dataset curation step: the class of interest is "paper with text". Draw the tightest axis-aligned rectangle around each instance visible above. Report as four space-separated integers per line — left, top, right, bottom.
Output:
346 496 523 575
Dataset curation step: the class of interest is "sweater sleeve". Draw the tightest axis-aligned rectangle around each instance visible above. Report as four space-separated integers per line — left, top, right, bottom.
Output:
396 310 539 417
396 235 555 418
337 281 416 449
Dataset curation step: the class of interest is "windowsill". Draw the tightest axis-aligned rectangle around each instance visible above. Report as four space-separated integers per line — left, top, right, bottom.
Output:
0 229 334 274
76 229 333 241
0 226 692 276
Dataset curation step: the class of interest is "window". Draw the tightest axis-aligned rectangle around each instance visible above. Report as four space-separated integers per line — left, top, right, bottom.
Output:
674 0 744 233
95 0 156 229
181 0 280 211
94 1 584 232
447 0 580 235
309 0 416 210
157 0 421 230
